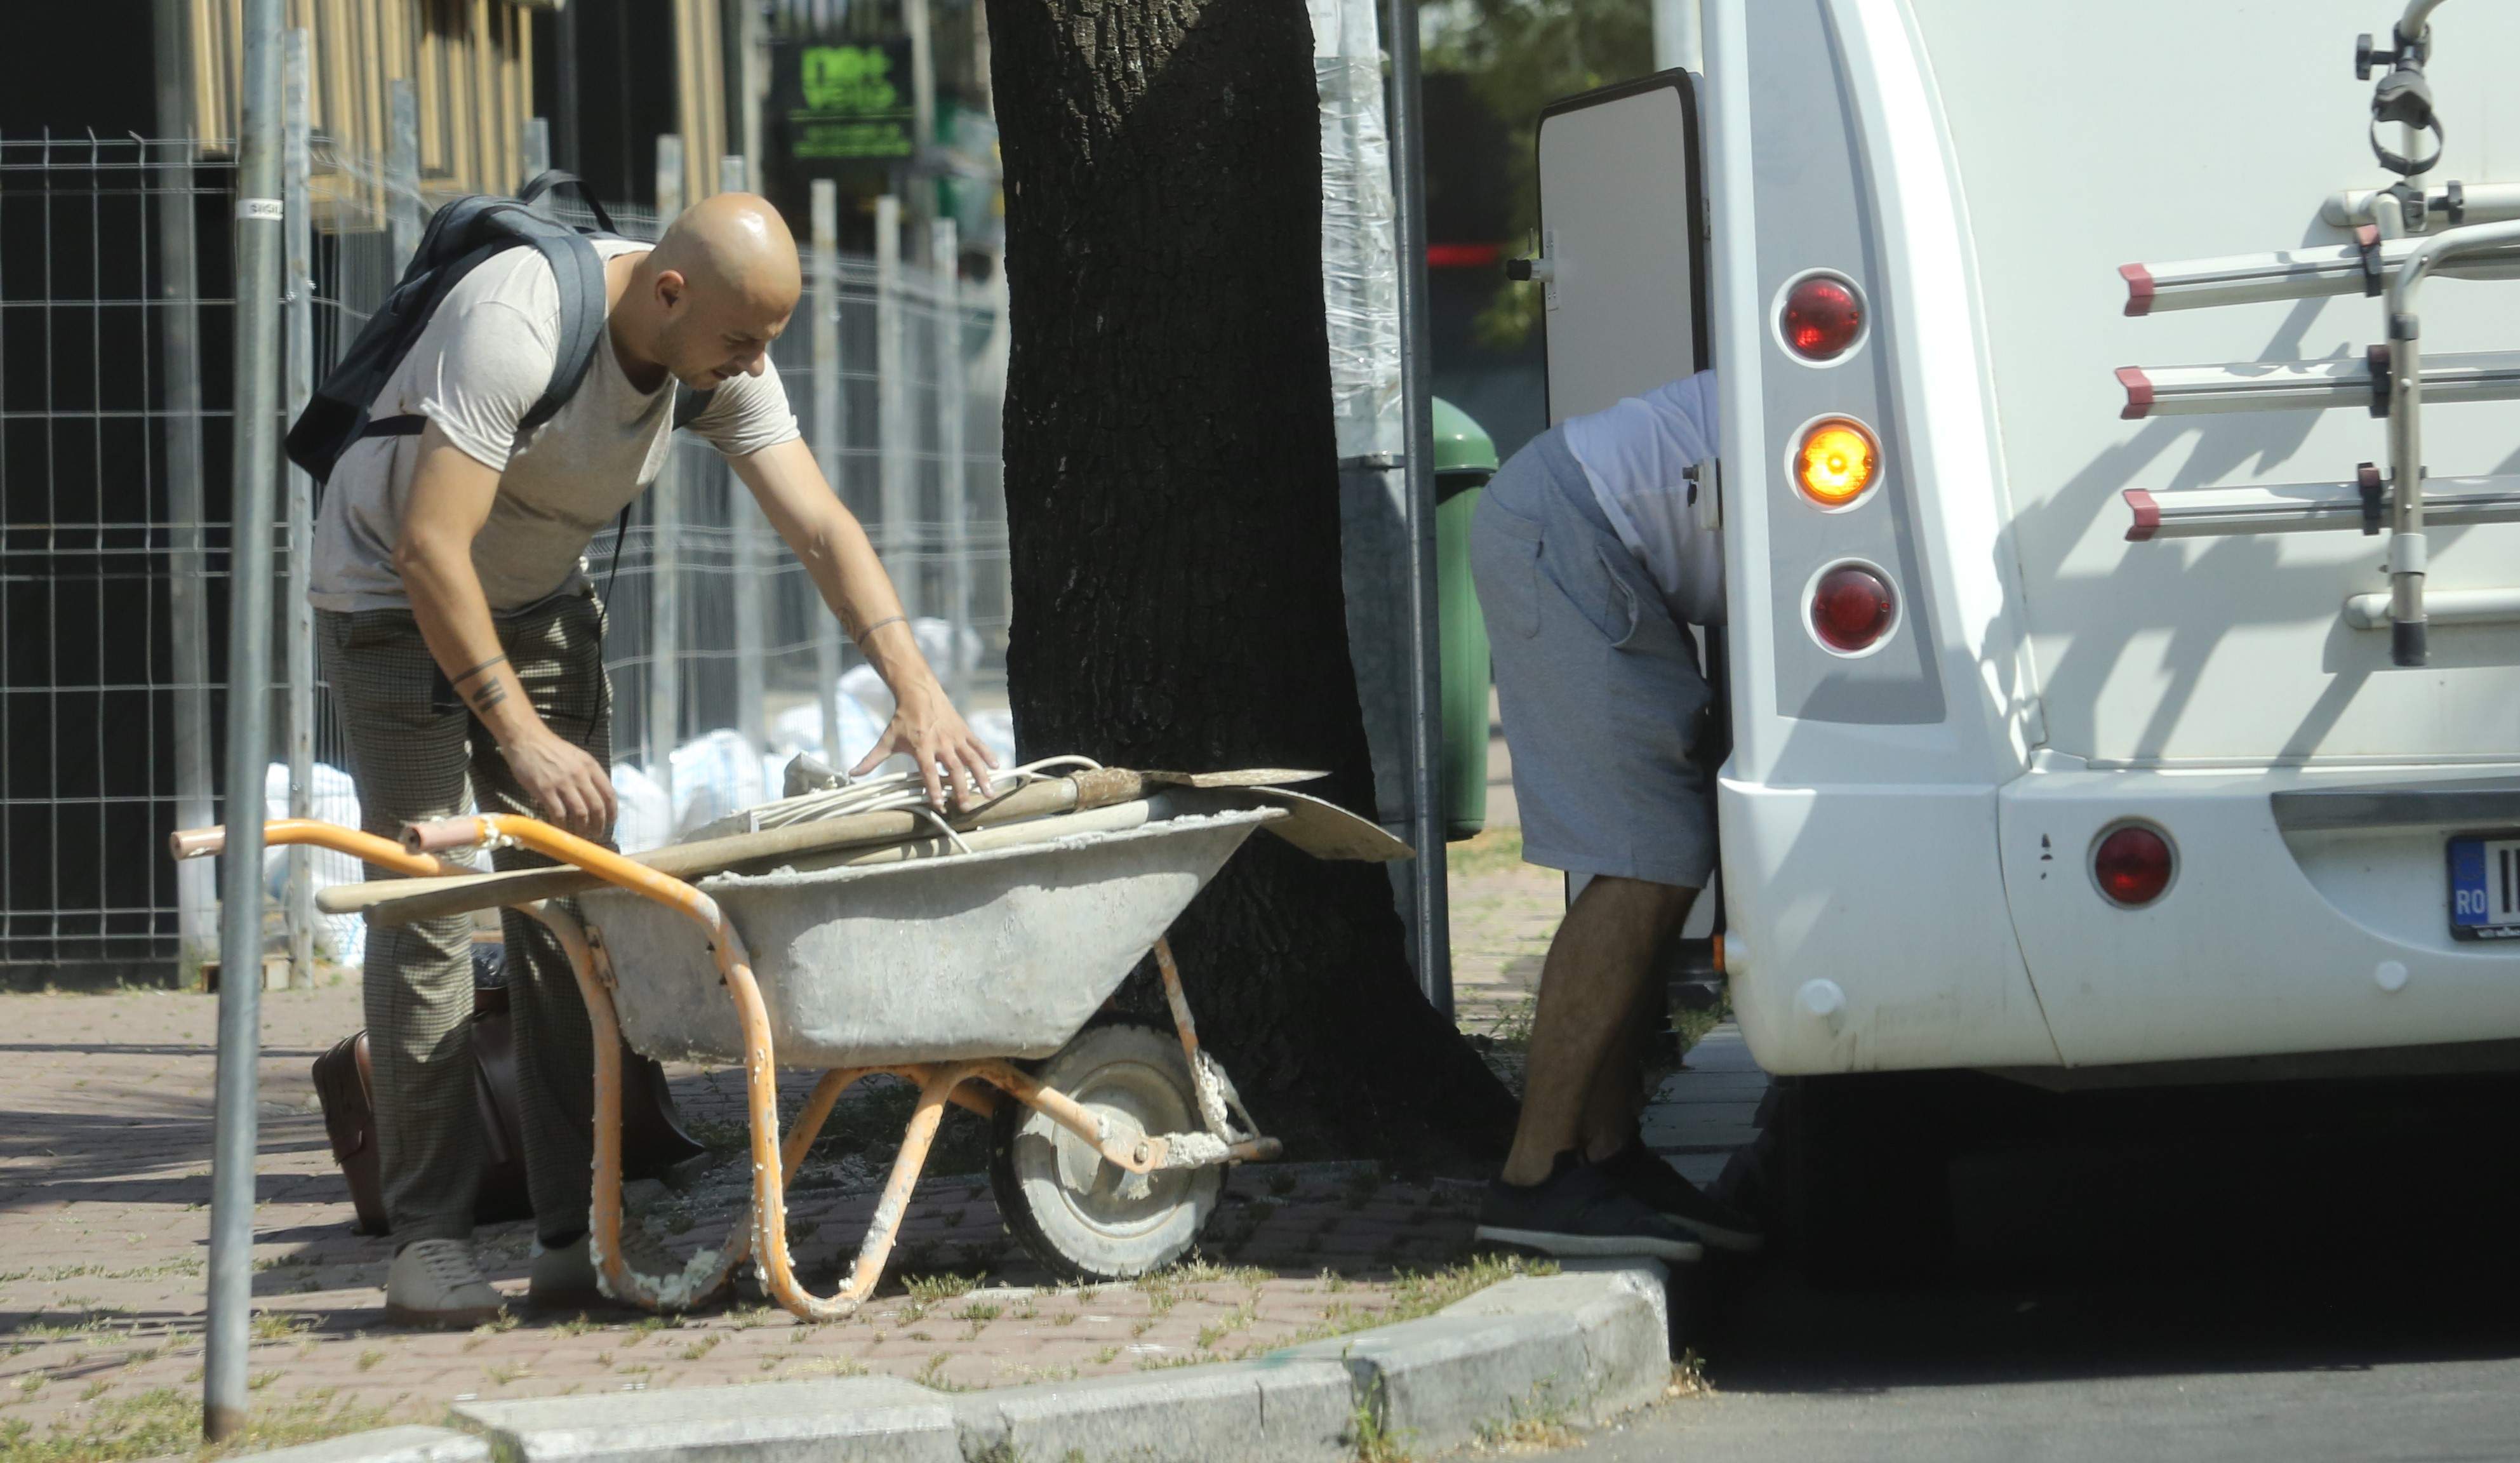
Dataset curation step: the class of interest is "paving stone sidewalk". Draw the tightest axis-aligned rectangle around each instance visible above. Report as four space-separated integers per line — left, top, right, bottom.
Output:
0 726 1764 1459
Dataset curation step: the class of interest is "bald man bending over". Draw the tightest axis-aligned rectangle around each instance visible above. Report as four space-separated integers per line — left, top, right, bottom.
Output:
309 194 996 1324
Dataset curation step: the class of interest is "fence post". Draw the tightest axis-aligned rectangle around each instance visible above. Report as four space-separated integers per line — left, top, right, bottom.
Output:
649 138 685 805
875 194 914 617
655 134 686 221
206 0 288 1438
723 155 768 752
521 117 550 210
282 29 316 988
154 0 218 983
810 179 846 763
387 80 420 272
904 0 938 259
931 219 968 702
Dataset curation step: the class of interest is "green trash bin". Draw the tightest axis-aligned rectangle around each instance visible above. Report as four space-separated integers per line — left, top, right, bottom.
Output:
1431 397 1500 843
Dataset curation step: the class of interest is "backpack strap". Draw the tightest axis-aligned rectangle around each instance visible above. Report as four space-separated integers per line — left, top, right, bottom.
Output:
517 169 620 235
519 222 610 434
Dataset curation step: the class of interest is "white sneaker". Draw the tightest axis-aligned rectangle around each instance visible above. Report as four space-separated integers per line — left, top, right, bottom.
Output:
530 1224 691 1310
384 1238 507 1328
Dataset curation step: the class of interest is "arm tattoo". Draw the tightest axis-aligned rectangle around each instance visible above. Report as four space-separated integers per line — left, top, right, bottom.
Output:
465 678 510 717
449 653 510 686
851 613 907 646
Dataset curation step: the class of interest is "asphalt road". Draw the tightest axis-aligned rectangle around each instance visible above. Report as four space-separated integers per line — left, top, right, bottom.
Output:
1543 1070 2520 1462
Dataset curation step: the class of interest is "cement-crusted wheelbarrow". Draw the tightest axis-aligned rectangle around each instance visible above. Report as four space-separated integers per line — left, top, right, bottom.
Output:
173 768 1404 1321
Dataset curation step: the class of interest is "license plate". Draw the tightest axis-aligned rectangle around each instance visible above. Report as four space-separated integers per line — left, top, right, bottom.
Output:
2450 834 2520 940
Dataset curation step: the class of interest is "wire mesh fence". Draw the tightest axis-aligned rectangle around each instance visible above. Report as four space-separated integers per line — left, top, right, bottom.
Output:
0 129 1010 982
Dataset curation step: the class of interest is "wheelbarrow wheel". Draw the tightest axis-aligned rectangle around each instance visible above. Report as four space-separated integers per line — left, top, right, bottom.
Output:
990 1020 1223 1281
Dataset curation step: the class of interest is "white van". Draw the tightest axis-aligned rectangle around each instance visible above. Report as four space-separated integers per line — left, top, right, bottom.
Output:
1530 0 2520 1099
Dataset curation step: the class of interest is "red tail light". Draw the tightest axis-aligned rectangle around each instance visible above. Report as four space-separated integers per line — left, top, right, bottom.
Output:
1782 275 1865 361
2093 824 2175 907
1810 564 1895 652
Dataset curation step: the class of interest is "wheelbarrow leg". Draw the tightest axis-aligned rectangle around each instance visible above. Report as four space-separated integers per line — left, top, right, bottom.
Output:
537 904 747 1311
832 1064 973 1307
1150 935 1270 1149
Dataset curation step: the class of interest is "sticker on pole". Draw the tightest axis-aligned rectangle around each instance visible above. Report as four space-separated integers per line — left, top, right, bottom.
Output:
236 197 284 222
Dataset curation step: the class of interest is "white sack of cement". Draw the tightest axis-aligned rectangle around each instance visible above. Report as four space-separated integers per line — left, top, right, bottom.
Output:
770 681 891 770
262 762 368 966
669 729 769 838
611 762 674 855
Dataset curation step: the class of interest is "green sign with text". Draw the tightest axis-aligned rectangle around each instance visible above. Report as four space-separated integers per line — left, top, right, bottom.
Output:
778 41 916 164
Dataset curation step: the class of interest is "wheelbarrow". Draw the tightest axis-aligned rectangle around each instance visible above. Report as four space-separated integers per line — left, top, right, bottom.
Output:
173 768 1404 1321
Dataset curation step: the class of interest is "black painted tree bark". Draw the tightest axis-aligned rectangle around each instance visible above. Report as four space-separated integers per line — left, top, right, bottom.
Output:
982 0 1515 1164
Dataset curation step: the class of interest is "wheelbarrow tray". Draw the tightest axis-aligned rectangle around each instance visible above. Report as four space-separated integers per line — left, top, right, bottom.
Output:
580 808 1274 1068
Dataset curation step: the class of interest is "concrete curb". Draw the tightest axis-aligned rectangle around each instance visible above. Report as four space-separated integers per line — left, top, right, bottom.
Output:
246 1426 493 1463
280 1260 1672 1463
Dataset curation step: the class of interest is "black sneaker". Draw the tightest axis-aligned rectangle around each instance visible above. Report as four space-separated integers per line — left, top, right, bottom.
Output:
1474 1152 1705 1264
1597 1140 1764 1253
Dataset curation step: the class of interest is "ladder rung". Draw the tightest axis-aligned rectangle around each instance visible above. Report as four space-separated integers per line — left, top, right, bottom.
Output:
2117 349 2520 419
2342 587 2520 630
2121 236 2520 316
2123 476 2520 542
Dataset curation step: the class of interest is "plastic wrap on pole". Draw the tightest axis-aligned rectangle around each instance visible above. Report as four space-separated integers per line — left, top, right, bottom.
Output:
1312 0 1404 463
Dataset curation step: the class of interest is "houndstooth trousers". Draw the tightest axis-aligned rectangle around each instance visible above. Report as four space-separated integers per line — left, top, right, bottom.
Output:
318 587 609 1248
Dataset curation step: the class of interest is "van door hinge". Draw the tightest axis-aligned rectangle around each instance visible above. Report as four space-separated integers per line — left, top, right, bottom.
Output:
1502 229 1561 312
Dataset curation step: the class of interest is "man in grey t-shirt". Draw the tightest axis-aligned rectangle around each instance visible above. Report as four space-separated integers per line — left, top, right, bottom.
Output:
312 192 996 1325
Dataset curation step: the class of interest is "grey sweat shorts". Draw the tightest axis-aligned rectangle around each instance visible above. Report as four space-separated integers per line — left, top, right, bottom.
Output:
1470 426 1716 889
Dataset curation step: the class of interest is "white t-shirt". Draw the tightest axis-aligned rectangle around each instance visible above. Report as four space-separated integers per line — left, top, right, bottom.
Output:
1561 369 1724 628
309 237 802 613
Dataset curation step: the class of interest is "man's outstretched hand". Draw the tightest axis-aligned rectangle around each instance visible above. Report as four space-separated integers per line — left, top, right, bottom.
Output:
853 679 1002 811
503 726 618 841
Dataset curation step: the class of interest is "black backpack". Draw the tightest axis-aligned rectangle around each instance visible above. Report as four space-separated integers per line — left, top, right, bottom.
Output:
284 170 710 486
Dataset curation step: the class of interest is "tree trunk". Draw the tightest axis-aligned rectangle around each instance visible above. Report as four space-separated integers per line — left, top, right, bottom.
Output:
982 0 1514 1165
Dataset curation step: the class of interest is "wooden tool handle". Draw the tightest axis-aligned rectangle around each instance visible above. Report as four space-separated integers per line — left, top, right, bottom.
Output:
340 773 1118 927
169 827 225 860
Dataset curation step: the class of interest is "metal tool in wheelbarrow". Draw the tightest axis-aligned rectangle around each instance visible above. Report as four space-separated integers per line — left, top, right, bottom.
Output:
316 759 1390 927
203 761 1405 1320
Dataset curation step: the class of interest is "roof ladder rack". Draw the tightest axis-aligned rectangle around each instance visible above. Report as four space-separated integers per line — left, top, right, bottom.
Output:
2121 225 2520 316
2122 474 2520 541
2107 0 2520 667
2115 347 2520 419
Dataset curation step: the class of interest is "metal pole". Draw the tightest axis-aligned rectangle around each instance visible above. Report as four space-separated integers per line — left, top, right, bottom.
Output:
387 81 420 273
206 0 288 1438
154 0 217 984
810 180 846 761
724 155 768 752
650 138 685 803
875 195 914 616
1382 0 1452 1017
283 29 316 989
932 219 969 703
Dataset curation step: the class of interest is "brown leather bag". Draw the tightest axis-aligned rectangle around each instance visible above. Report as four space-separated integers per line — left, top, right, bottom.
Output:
310 984 709 1235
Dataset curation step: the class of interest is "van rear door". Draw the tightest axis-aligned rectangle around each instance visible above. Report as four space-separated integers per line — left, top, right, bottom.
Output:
1530 72 1726 955
1535 72 1710 423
